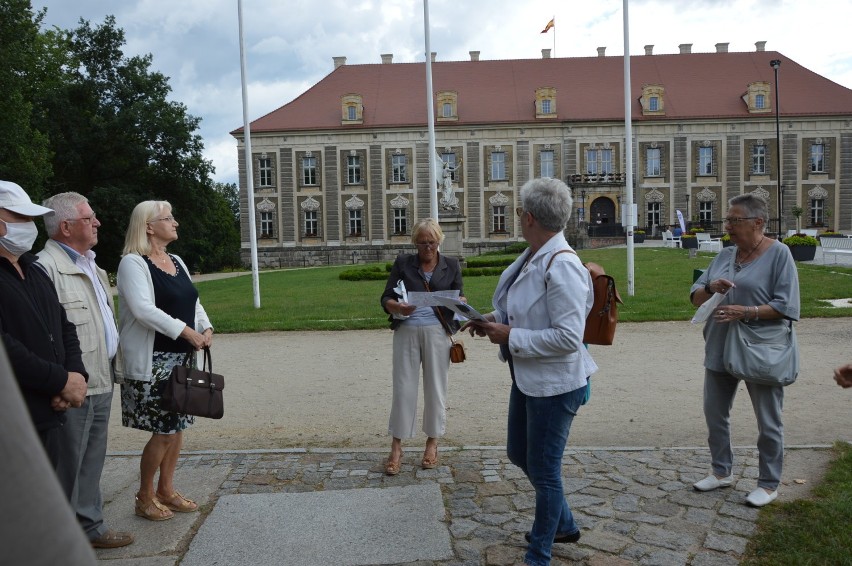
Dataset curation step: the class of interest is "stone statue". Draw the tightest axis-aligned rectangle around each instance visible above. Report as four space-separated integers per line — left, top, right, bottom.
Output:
436 153 462 210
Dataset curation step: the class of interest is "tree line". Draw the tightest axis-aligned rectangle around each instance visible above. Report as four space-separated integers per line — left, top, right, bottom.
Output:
0 0 240 273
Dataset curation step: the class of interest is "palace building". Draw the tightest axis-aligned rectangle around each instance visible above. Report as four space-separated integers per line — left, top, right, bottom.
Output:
232 42 852 267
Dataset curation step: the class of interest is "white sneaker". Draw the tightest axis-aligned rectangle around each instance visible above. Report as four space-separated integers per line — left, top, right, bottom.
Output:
746 488 778 507
693 474 734 492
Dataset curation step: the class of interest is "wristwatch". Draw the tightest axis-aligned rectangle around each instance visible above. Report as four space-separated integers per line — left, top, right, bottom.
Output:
704 282 713 294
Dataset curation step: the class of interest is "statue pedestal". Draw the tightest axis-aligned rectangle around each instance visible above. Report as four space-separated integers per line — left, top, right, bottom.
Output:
439 213 466 262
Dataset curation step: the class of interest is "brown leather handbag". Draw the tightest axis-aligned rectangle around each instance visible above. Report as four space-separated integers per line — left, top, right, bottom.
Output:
161 347 225 419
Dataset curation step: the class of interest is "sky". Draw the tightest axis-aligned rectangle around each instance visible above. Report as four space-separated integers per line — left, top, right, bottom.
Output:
32 0 852 186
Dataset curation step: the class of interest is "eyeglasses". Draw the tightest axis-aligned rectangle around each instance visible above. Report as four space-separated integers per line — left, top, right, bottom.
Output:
66 214 97 224
149 215 176 223
723 217 757 225
516 207 525 217
415 241 438 249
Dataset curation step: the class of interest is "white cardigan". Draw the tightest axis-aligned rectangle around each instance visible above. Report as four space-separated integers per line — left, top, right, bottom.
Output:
115 253 212 382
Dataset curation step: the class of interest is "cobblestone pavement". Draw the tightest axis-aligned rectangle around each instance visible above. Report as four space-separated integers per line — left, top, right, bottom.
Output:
104 445 824 566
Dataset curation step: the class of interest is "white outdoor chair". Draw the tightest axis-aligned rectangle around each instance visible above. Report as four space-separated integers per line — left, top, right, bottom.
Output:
696 232 722 252
662 230 681 248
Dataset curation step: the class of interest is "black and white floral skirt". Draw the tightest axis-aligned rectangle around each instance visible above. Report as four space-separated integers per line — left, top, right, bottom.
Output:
121 351 195 434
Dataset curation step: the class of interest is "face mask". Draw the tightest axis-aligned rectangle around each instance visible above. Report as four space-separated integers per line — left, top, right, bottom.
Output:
0 220 38 256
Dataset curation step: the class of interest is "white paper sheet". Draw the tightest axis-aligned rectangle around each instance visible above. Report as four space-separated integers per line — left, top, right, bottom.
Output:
691 291 727 324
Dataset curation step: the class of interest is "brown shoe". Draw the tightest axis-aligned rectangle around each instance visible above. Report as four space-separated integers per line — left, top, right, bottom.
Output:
91 529 135 548
156 490 198 513
135 495 174 521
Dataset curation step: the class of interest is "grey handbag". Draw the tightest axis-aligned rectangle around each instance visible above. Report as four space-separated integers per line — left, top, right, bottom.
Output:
723 321 799 386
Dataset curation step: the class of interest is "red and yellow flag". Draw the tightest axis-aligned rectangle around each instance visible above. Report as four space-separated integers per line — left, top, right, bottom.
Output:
541 18 554 34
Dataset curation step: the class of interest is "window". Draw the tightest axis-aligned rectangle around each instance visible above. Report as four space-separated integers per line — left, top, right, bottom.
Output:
302 156 317 185
649 96 659 111
540 150 554 178
699 201 713 222
442 102 452 118
492 206 506 232
441 153 457 181
752 144 766 174
392 154 407 183
347 155 361 184
259 157 272 187
699 146 713 175
260 211 273 238
646 202 661 229
348 209 362 236
810 144 825 173
491 152 506 180
304 210 317 237
586 148 613 175
810 199 825 226
347 106 356 120
755 94 765 109
393 208 407 234
541 99 551 114
646 148 661 176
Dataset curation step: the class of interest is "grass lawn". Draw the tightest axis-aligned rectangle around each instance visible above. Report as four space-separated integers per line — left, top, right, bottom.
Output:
195 247 852 333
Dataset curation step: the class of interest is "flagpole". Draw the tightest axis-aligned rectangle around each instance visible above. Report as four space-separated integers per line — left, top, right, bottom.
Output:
622 0 635 297
238 0 261 308
423 0 438 220
552 15 556 56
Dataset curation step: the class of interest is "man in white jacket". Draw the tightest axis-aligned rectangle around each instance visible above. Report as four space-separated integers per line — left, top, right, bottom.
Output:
38 192 134 549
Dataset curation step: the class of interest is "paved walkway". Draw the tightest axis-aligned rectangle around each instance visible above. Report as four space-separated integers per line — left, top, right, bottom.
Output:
95 445 834 565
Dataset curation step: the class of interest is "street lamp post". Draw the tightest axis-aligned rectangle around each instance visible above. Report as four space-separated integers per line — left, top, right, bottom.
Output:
771 59 782 235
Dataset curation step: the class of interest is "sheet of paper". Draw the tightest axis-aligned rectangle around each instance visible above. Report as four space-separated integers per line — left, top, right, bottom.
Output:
406 290 460 307
431 296 489 321
691 291 726 324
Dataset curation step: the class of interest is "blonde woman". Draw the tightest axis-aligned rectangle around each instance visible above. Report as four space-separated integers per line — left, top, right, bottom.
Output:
116 201 213 521
380 219 464 475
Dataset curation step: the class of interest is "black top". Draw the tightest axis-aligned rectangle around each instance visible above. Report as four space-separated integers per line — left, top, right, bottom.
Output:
380 252 464 332
0 252 87 431
146 254 198 353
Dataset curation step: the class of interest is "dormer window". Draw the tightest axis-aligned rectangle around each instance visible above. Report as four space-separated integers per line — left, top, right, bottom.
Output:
436 91 458 121
743 82 771 114
640 85 665 116
341 93 364 124
535 87 557 118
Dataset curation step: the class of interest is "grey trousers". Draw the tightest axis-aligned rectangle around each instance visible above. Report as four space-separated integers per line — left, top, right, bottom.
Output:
56 390 113 541
703 369 784 490
388 324 450 439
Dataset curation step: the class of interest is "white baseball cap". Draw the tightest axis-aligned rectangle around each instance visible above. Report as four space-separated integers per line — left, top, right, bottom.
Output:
0 181 54 216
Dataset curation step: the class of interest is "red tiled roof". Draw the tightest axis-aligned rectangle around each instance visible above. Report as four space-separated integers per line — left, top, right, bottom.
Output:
234 51 852 135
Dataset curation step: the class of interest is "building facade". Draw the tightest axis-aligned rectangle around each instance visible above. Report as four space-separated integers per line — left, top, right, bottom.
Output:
233 43 852 267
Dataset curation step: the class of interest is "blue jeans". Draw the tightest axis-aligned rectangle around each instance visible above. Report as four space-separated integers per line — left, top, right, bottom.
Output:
507 382 585 566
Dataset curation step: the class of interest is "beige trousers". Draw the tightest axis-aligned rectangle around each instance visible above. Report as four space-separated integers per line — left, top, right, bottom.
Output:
388 323 450 439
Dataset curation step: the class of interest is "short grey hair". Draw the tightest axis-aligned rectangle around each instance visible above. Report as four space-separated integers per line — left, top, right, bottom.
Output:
519 177 573 232
42 192 89 237
410 218 445 245
728 193 769 229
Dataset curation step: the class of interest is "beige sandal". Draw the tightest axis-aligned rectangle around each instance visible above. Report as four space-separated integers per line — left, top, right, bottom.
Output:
135 495 174 521
156 491 198 513
421 445 439 469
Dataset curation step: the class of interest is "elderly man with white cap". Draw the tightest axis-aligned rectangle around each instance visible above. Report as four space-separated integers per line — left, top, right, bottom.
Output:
0 180 88 470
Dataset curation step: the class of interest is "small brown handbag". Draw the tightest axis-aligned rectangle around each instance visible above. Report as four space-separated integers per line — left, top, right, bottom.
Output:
161 347 225 419
424 280 466 363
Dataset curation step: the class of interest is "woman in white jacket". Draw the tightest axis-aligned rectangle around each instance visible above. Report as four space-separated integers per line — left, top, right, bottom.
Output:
464 178 596 566
116 201 213 522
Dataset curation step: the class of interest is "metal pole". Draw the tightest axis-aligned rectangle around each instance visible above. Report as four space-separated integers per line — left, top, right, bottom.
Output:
238 0 261 308
622 0 635 296
771 59 782 235
423 0 438 220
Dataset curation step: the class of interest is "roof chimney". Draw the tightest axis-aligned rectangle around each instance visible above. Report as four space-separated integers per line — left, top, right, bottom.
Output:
381 53 393 64
679 43 692 54
332 56 346 69
430 52 437 62
644 44 654 55
597 47 606 57
715 42 729 53
542 48 551 59
755 41 767 52
469 50 480 61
